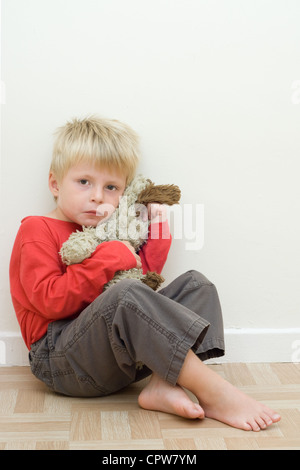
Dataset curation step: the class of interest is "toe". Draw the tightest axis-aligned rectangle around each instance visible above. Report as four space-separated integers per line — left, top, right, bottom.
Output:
262 405 281 423
243 422 253 431
261 412 273 427
189 403 205 419
248 419 261 432
255 416 268 430
272 413 281 423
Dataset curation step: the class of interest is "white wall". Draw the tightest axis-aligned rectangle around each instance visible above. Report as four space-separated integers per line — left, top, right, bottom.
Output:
1 0 300 364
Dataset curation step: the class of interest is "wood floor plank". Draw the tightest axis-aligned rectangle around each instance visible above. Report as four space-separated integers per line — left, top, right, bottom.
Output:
129 410 162 439
70 408 102 441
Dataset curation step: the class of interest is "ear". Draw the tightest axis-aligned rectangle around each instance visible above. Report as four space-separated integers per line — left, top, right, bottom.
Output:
48 172 60 198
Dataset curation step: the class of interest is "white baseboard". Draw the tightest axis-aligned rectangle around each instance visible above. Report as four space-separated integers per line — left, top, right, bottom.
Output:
0 332 29 366
1 328 300 366
208 328 300 364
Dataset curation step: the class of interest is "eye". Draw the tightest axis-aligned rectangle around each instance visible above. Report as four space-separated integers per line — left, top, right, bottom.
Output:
107 185 117 191
79 179 89 186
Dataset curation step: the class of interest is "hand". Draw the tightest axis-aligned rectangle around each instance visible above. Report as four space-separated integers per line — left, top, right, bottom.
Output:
147 203 168 224
120 241 142 269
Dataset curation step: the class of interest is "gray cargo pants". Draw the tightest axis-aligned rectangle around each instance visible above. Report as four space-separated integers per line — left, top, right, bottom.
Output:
29 270 225 397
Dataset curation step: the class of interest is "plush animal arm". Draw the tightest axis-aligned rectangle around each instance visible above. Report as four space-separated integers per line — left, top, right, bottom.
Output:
137 183 181 206
60 174 181 291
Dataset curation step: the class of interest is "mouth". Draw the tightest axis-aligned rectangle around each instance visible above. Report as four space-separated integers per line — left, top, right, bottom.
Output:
84 210 98 216
84 210 110 219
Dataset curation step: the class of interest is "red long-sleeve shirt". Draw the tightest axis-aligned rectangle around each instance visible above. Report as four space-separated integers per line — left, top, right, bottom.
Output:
9 216 171 349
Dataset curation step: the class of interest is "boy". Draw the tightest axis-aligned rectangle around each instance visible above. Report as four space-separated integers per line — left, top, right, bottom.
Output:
10 116 281 431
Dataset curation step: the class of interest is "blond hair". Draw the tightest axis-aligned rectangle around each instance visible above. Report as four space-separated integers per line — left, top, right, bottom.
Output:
50 115 140 183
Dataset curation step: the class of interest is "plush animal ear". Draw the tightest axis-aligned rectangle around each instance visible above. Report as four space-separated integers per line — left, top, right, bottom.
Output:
136 183 181 206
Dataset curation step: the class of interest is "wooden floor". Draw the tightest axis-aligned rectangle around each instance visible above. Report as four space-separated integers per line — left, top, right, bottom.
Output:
0 363 299 450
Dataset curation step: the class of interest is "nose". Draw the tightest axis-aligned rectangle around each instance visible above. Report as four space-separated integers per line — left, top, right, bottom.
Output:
90 185 104 204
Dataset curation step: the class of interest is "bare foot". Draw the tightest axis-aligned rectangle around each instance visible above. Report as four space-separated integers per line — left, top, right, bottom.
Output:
138 373 205 420
178 351 281 432
199 378 281 431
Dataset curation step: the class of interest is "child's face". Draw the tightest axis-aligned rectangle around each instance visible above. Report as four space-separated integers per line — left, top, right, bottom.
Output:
49 163 127 227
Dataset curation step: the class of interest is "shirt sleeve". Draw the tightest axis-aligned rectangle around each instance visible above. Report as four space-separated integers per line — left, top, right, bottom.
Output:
139 221 172 274
19 239 137 320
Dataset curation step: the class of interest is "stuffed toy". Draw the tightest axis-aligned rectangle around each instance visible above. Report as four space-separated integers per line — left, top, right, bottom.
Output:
60 174 181 291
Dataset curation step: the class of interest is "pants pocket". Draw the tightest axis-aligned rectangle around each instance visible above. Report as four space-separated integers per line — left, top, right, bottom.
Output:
29 350 55 390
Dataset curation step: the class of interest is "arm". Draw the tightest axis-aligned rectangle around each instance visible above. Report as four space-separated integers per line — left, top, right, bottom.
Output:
139 218 172 274
18 239 137 320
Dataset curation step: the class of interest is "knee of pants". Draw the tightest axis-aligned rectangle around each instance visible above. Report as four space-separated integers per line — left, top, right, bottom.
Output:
108 277 150 304
187 269 214 287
